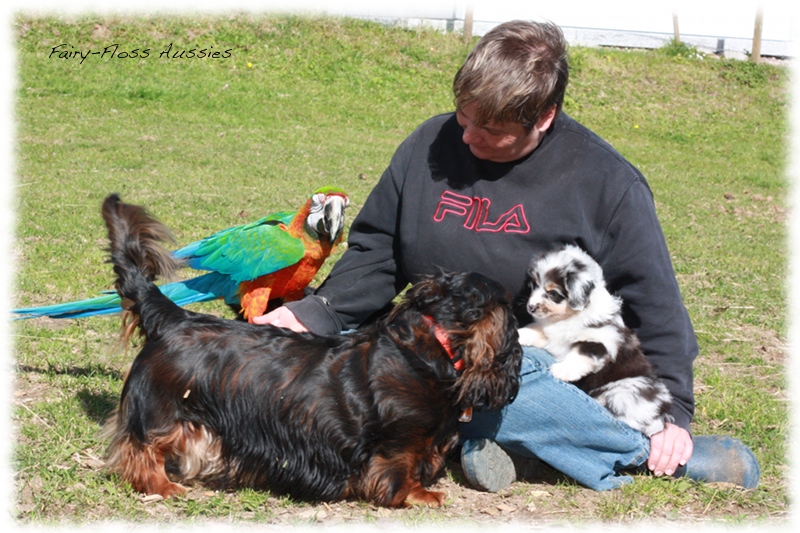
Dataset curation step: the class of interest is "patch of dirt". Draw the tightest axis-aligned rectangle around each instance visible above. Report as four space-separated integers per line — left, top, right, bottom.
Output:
722 190 788 225
733 324 787 367
78 463 784 527
692 322 787 401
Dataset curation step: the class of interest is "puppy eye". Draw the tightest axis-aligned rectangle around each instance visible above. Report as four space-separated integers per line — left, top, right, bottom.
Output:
547 290 565 303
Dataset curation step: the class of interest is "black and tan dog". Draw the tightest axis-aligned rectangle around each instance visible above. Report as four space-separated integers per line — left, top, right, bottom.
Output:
99 194 522 508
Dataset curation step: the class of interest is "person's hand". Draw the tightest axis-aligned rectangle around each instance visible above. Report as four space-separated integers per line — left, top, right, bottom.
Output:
647 422 693 476
252 306 309 332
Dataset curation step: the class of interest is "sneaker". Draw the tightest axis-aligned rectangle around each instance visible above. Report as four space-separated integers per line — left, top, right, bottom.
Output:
460 439 539 492
685 435 760 489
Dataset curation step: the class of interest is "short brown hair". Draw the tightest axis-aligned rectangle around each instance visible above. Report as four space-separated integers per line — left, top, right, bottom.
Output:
453 20 569 131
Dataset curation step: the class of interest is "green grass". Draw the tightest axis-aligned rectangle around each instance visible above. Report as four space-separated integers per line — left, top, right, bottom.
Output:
10 13 788 525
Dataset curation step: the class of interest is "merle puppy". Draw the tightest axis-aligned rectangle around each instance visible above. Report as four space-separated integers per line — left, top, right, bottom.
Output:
517 244 673 436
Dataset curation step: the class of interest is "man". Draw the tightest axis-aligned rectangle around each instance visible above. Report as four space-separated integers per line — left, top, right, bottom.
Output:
257 20 759 491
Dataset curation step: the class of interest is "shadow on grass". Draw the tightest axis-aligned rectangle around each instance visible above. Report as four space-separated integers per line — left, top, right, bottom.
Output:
76 389 119 424
16 363 123 422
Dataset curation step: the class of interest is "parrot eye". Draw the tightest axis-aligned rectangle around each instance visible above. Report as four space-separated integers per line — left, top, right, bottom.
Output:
310 193 326 213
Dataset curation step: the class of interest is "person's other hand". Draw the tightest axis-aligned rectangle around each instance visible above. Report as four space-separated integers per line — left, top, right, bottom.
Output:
252 306 309 332
648 422 693 476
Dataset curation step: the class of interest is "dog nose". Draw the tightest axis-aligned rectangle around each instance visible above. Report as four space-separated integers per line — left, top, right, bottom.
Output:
528 303 539 314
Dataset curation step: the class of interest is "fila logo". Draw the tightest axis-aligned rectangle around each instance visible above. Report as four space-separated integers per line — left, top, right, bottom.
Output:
433 191 530 233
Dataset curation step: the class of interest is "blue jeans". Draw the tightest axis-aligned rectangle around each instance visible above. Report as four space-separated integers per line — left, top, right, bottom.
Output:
460 347 651 491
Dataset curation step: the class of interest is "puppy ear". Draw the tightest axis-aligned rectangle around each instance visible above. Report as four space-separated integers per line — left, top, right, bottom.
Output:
565 267 595 310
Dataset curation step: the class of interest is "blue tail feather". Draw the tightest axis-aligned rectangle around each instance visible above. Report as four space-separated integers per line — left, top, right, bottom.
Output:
12 291 124 319
12 272 238 320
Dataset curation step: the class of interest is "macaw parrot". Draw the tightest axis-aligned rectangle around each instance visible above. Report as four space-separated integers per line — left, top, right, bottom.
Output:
13 187 350 323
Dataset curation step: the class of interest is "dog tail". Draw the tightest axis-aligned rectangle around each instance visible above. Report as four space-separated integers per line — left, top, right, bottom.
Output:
102 193 182 342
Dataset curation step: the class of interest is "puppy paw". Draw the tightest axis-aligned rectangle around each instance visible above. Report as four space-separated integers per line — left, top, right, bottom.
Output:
517 326 547 348
550 361 582 382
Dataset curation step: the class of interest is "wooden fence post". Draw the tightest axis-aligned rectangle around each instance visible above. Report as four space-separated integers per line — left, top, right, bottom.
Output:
673 10 680 43
751 8 763 63
463 1 474 42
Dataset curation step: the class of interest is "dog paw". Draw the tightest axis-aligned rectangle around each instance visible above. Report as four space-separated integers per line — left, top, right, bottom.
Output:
164 482 188 499
147 481 187 499
404 486 446 507
133 474 188 499
550 361 582 382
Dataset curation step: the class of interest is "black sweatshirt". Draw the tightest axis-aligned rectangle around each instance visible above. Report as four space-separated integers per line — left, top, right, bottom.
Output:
287 111 698 431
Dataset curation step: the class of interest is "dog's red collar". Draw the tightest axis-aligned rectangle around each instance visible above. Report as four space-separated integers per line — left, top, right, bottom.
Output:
421 314 472 423
421 315 463 372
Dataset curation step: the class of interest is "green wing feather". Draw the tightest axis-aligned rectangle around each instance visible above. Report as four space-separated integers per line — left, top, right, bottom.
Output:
173 210 306 283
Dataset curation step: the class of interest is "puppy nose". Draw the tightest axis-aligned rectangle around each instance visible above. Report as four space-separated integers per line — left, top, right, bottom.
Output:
528 303 539 314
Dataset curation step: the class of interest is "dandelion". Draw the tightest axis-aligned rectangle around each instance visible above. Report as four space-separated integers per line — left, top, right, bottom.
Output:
247 62 253 68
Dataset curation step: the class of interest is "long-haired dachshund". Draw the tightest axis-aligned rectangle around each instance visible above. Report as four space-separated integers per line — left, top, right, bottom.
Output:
100 194 522 508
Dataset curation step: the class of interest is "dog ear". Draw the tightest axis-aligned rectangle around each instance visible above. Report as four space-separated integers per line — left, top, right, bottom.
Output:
401 275 444 312
565 266 595 310
455 306 521 411
386 276 438 324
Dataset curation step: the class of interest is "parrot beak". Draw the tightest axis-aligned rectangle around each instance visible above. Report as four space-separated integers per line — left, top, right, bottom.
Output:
321 194 349 243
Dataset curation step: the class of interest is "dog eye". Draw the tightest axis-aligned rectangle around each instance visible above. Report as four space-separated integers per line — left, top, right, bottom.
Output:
547 290 565 303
